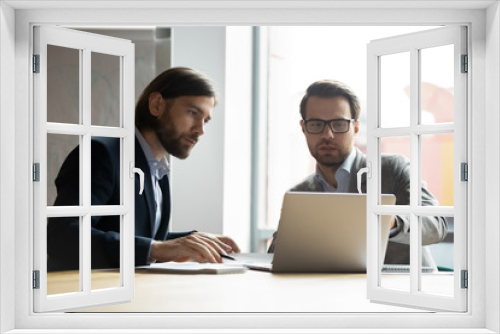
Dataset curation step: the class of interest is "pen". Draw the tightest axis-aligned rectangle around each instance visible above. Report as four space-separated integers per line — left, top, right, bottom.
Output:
220 254 236 261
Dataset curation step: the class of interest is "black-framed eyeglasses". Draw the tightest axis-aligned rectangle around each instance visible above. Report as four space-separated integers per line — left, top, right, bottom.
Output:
303 118 355 134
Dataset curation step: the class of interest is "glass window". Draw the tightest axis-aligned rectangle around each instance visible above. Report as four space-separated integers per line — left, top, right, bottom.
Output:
91 52 121 127
380 52 411 128
47 45 80 124
262 26 437 236
420 45 455 125
34 25 135 313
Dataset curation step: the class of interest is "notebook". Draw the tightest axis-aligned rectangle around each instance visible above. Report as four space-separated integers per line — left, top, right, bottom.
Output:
136 261 247 275
233 192 396 273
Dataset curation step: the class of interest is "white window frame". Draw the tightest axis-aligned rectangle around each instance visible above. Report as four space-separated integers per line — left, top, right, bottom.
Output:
366 26 468 312
32 25 136 312
1 2 499 333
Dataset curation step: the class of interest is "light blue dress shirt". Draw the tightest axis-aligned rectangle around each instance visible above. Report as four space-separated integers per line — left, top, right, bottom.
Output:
135 127 170 237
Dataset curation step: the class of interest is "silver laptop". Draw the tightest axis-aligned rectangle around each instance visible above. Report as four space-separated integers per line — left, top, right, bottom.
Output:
233 192 396 273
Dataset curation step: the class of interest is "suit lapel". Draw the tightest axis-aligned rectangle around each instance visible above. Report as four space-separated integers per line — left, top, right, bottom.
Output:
135 138 156 237
155 174 171 240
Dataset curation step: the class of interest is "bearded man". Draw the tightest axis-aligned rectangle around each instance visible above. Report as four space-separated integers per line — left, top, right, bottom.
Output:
48 67 239 270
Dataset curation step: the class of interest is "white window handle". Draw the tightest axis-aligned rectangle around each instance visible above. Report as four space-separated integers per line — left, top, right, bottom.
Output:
130 162 144 195
357 166 370 194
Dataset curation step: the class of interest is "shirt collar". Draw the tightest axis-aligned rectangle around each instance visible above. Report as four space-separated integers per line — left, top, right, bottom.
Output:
314 148 357 190
135 127 170 180
340 147 357 174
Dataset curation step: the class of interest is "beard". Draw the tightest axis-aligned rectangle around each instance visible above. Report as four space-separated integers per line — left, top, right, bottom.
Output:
310 140 352 168
153 114 198 160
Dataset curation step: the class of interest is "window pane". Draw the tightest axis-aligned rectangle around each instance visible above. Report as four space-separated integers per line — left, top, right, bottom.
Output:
47 134 80 206
381 215 410 292
421 215 455 297
421 133 454 206
420 45 454 125
47 216 81 295
91 136 122 206
91 215 121 290
380 136 411 205
47 44 80 124
380 52 410 128
91 52 121 127
263 27 438 250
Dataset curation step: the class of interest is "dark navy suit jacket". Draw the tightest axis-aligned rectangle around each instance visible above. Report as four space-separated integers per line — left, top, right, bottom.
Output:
47 136 192 271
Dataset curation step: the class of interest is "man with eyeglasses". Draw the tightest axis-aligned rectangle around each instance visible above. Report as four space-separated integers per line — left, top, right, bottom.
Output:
268 80 447 269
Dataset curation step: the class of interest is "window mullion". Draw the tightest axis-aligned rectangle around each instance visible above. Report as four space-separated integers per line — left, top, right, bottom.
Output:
409 47 421 294
81 47 92 294
46 123 130 138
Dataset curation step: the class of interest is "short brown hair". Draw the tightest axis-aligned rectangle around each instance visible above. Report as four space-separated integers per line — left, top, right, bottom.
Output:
299 80 360 120
135 67 216 130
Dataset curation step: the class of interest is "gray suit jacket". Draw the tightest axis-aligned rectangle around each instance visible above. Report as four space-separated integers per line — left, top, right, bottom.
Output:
269 148 448 268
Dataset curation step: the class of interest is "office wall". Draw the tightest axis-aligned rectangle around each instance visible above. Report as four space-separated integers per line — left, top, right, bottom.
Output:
0 2 16 333
169 27 227 235
170 27 253 251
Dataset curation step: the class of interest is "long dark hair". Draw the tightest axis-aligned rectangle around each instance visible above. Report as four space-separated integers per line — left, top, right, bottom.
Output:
135 67 217 131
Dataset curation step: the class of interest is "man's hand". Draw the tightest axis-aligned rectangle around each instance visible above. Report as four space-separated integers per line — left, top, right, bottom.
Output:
193 231 240 254
149 232 240 264
390 216 396 229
